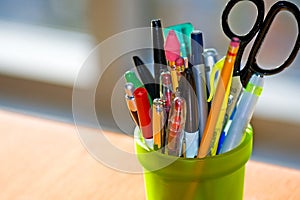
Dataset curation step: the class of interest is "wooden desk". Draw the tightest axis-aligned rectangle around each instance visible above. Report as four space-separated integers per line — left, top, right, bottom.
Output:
0 109 299 199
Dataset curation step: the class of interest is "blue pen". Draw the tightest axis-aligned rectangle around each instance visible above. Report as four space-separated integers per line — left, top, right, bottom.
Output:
219 74 264 154
190 30 208 141
216 106 236 155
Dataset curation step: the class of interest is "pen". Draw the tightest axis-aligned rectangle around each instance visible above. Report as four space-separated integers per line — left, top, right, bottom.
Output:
132 56 156 101
166 92 186 156
219 74 264 154
124 83 139 126
190 30 208 140
203 48 219 112
152 98 165 151
179 64 199 158
151 19 168 99
216 106 236 155
134 87 153 149
197 37 240 158
203 48 219 96
160 70 173 114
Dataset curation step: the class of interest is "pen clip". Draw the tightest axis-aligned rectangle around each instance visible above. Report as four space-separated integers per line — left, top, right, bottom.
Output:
207 57 225 102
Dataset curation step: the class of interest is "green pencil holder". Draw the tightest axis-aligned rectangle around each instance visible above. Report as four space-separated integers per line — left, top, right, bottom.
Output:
134 126 253 200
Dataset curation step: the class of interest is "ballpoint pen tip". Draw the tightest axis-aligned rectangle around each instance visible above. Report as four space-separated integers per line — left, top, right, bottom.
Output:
151 19 162 28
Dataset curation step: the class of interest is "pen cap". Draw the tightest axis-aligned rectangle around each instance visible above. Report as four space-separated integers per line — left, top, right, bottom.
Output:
165 30 181 62
160 70 173 110
160 70 173 89
190 30 204 65
203 48 218 68
124 71 143 89
124 82 135 97
134 87 152 139
124 83 137 112
153 98 165 119
151 19 167 65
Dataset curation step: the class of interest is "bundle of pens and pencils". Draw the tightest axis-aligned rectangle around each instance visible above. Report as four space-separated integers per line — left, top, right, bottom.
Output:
123 13 298 158
124 19 249 159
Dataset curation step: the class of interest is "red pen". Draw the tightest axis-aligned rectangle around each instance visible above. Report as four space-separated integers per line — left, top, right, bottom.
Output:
133 87 153 148
166 92 186 156
160 70 173 114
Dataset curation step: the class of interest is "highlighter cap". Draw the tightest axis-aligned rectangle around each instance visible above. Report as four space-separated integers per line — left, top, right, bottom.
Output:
125 71 143 89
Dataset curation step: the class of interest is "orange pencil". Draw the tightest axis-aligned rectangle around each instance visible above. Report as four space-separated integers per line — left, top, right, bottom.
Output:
197 38 240 158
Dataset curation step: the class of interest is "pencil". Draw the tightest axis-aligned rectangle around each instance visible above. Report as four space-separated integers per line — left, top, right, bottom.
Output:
197 37 240 158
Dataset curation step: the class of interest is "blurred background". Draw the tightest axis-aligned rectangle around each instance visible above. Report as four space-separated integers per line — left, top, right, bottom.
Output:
0 0 299 168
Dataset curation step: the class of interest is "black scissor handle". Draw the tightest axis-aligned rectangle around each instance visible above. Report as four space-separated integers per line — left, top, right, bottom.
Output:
241 1 300 86
222 0 265 42
222 0 265 76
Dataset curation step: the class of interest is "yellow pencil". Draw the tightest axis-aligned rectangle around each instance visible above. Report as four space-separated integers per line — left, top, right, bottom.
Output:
197 37 240 158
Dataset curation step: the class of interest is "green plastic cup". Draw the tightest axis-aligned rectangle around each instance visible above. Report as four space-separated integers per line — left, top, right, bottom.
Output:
134 126 253 200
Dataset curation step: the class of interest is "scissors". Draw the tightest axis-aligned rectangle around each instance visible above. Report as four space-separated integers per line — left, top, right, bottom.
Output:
221 0 300 87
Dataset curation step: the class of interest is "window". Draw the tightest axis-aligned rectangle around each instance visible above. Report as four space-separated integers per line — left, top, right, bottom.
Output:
0 0 87 31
